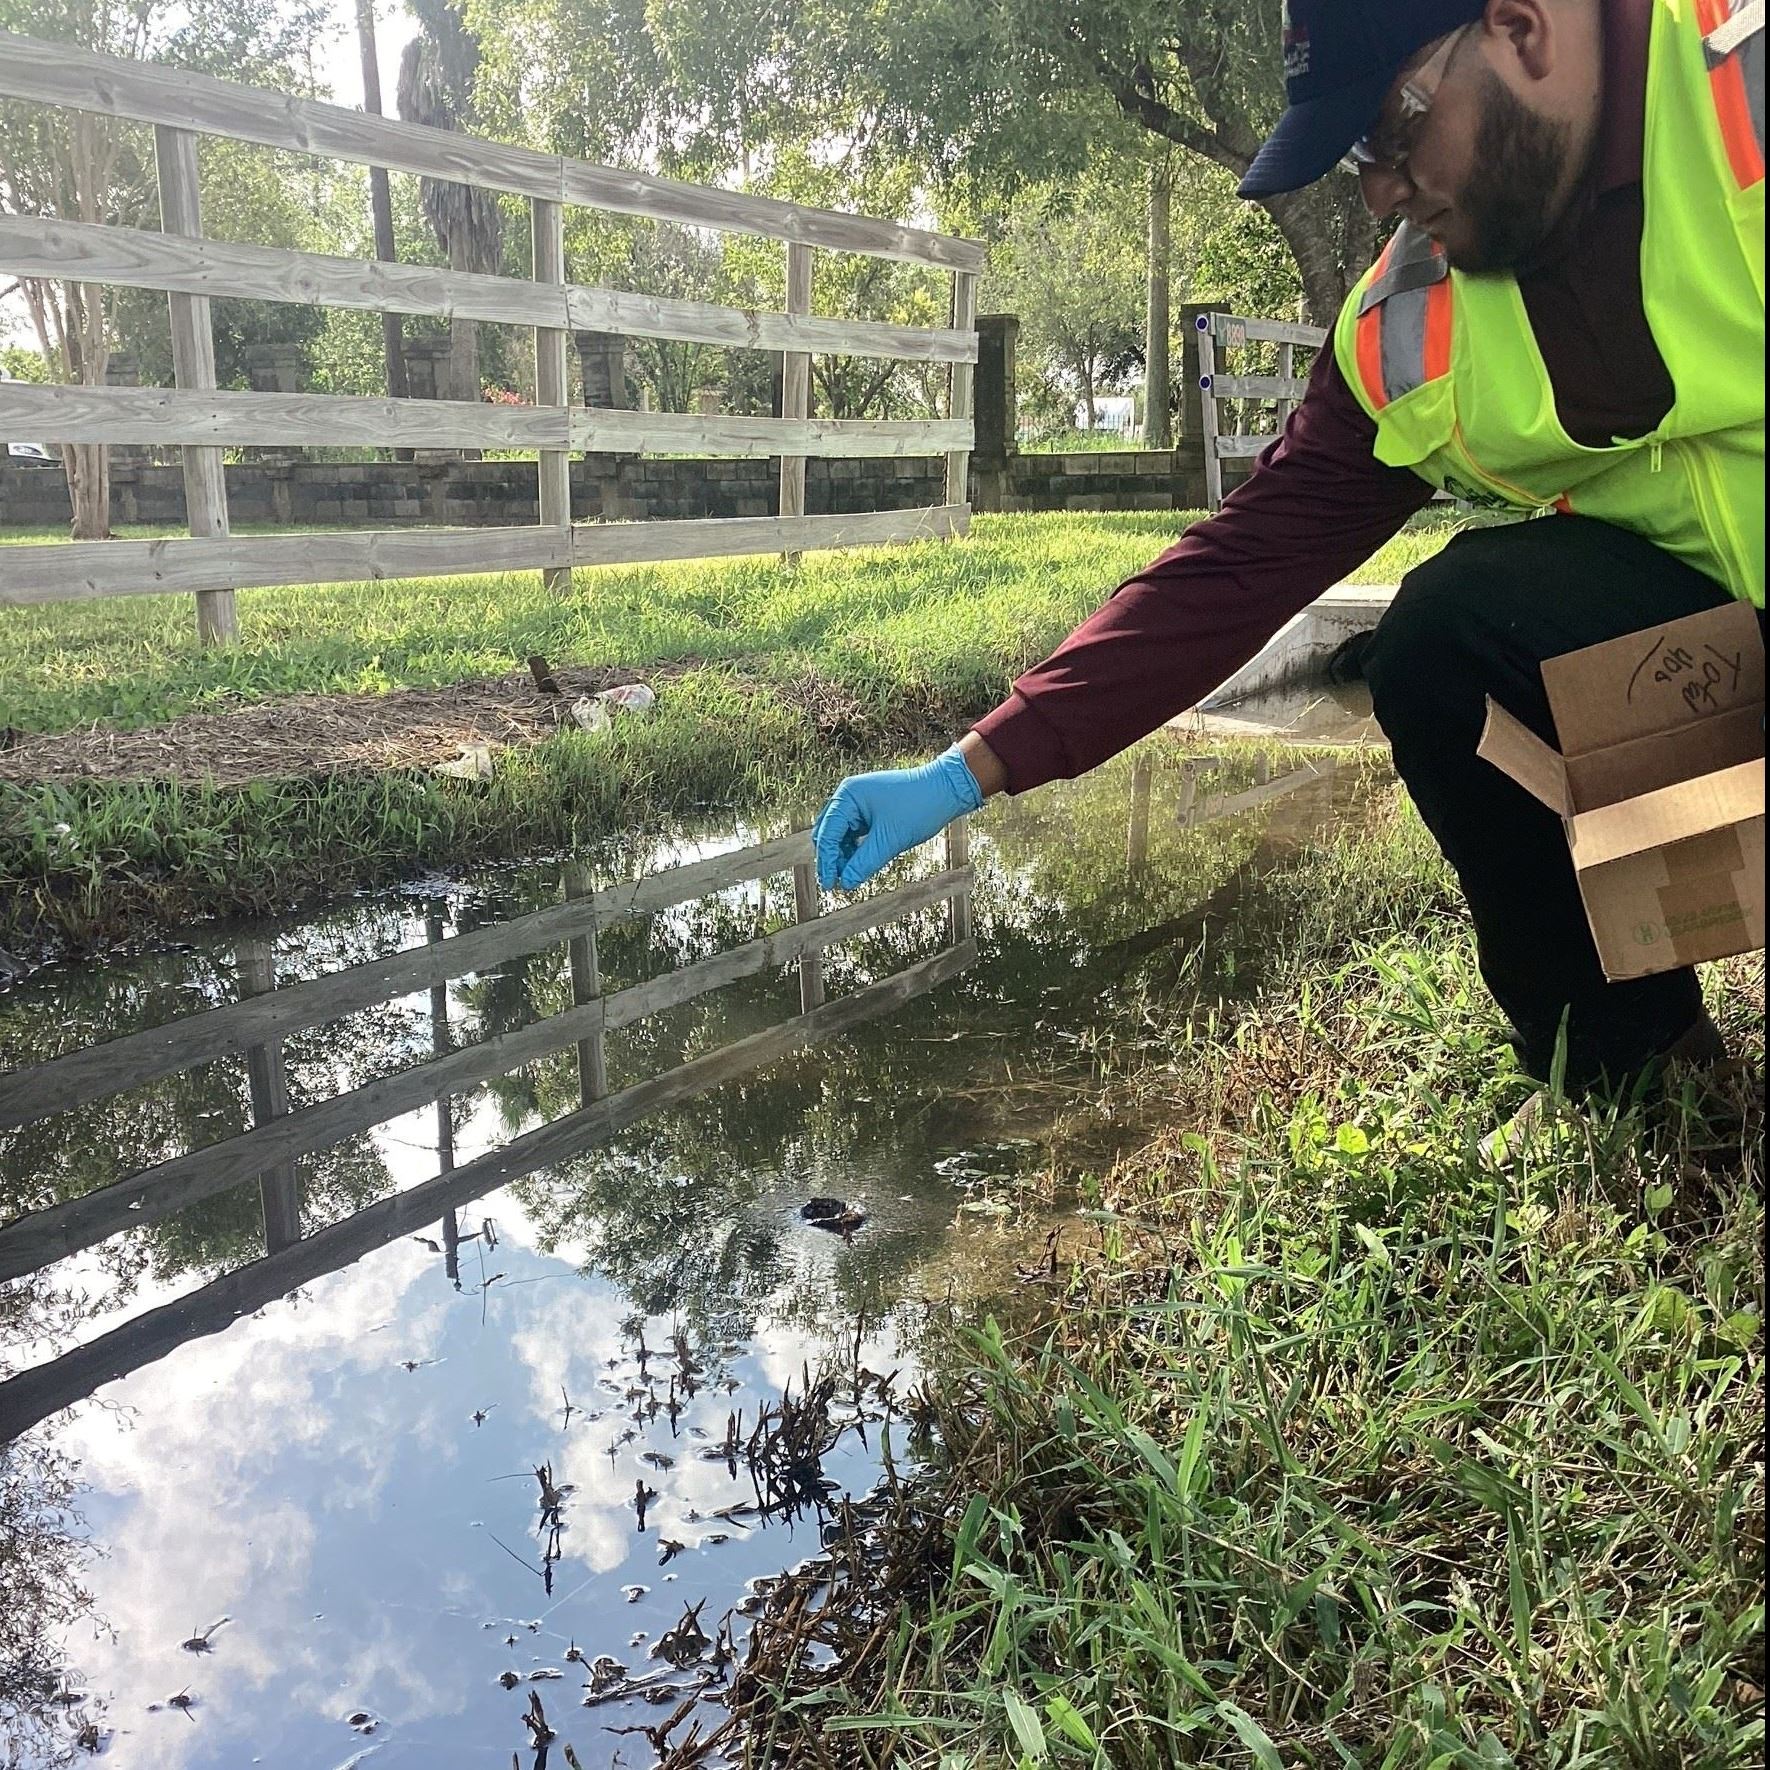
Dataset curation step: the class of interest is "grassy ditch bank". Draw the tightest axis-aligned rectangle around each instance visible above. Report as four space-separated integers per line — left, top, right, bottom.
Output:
728 799 1765 1767
0 511 1453 954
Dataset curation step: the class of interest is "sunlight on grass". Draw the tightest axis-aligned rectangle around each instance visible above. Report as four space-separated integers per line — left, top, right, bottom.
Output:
0 510 1457 736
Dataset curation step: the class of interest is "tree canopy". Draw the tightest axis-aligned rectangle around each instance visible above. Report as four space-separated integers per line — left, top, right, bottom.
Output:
467 0 1379 323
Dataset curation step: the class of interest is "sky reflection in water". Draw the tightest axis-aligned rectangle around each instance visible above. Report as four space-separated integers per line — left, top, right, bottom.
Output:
0 744 1387 1768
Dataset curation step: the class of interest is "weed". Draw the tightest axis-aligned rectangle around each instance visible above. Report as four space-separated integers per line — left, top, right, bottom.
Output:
723 803 1765 1767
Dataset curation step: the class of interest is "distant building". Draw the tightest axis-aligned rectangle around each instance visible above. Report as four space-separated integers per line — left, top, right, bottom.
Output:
1077 394 1137 436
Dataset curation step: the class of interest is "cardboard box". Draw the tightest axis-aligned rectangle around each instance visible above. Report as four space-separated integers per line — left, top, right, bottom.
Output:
1478 601 1765 982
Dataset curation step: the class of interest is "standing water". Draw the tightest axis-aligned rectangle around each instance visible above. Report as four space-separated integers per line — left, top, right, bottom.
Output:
0 741 1388 1768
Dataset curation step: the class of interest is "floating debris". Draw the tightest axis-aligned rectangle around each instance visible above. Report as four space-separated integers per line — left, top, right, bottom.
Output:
651 1599 711 1669
180 1616 230 1655
800 1196 867 1237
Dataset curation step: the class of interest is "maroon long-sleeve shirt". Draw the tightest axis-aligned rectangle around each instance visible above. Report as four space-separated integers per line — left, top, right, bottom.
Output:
972 0 1668 793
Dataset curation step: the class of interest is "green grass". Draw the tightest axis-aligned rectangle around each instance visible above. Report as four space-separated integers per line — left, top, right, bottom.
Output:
0 511 1460 949
743 802 1766 1767
0 511 1450 735
1018 431 1147 453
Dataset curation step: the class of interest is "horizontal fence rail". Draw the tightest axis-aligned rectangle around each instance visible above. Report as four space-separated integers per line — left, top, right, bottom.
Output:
0 824 977 1300
1194 311 1325 511
1195 310 1452 510
1 383 974 459
0 30 985 273
0 31 984 633
0 507 966 606
0 217 980 365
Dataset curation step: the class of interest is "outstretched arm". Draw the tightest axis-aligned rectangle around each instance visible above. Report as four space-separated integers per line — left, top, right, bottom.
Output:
816 344 1433 889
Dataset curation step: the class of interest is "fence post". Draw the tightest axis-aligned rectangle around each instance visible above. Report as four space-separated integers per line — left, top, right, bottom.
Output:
563 862 609 1105
154 124 235 647
1194 314 1224 512
792 862 825 1013
1276 341 1297 433
946 271 978 530
1126 753 1153 873
779 241 813 564
425 906 462 1283
972 313 1018 512
944 817 972 947
532 197 572 597
237 937 300 1253
1176 756 1222 829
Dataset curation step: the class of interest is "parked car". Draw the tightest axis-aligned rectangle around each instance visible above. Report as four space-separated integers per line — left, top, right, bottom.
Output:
0 366 57 465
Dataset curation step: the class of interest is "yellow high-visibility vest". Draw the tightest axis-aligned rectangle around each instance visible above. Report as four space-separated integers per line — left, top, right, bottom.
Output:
1335 0 1764 607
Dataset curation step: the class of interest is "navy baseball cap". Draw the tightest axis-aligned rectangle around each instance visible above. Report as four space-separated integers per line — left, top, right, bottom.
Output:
1239 0 1489 198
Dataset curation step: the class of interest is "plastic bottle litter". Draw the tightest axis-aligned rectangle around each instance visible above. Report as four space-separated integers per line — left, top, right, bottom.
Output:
568 697 611 734
597 683 656 715
434 742 495 780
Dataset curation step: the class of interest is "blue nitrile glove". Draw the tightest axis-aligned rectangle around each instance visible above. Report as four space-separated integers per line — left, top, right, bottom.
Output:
814 745 983 891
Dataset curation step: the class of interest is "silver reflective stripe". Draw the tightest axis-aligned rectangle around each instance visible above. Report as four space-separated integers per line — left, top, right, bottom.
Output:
1378 284 1431 403
1706 0 1766 160
1357 221 1448 317
1706 0 1762 58
1744 26 1766 156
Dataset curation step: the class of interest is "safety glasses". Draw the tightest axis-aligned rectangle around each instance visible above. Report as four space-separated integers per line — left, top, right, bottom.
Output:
1340 23 1475 178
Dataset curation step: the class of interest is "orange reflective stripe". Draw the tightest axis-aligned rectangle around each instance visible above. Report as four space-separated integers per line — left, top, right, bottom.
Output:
1356 306 1389 409
1355 232 1396 407
1697 0 1766 187
1714 44 1765 184
1423 278 1453 382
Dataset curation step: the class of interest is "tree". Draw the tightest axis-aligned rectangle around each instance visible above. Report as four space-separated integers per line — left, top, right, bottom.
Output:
718 149 952 420
398 0 506 412
989 179 1145 435
507 0 1378 326
1145 153 1174 448
0 0 329 535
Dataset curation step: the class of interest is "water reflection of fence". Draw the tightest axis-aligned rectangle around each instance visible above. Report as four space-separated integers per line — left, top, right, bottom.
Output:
0 30 982 641
1126 751 1338 868
0 826 973 1439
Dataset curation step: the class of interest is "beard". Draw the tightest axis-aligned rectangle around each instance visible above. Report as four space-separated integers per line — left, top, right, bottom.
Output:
1449 65 1580 273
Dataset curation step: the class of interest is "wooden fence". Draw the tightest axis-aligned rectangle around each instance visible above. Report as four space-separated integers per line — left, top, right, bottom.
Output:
0 821 975 1441
1192 310 1322 512
1194 308 1453 513
0 29 984 641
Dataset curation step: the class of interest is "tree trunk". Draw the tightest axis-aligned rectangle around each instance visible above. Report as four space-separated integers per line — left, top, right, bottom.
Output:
1259 181 1382 328
446 238 481 453
1144 161 1173 448
64 442 111 540
1079 372 1097 433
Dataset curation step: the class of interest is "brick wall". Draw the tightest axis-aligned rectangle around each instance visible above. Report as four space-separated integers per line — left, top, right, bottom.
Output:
0 448 1223 534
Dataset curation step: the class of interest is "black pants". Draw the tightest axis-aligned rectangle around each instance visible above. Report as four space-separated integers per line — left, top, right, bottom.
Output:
1363 515 1737 1090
